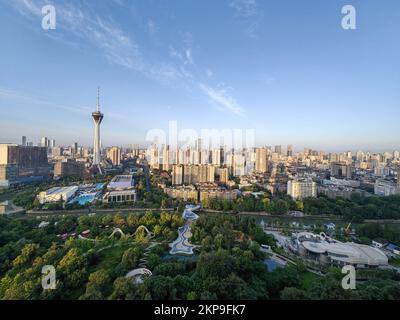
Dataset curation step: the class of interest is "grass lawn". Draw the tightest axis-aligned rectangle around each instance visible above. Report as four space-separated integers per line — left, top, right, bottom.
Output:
66 243 133 299
300 271 322 290
90 243 131 272
389 258 400 267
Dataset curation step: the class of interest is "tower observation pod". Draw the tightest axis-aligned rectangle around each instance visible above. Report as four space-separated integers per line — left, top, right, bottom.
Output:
92 87 104 173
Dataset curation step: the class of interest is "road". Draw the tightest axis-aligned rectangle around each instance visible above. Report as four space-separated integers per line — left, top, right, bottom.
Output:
24 207 175 217
140 165 151 192
202 209 400 225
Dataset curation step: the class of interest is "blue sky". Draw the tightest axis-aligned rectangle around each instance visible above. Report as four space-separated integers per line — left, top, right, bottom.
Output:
0 0 399 151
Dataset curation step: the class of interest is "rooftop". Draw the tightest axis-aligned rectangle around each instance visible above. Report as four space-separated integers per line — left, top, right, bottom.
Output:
108 175 134 189
43 186 79 195
296 232 388 266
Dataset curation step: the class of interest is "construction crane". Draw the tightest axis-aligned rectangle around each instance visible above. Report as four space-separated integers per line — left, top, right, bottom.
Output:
344 218 354 235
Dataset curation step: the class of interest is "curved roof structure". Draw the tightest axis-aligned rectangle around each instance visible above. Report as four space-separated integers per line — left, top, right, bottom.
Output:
296 232 388 266
125 268 152 285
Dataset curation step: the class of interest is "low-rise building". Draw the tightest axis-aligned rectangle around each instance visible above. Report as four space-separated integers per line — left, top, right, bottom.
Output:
164 185 198 202
387 243 400 256
37 186 79 204
0 201 11 215
318 185 367 200
199 187 238 203
374 179 400 196
108 175 134 189
103 190 137 203
289 232 388 268
287 178 317 200
372 238 389 249
103 174 136 203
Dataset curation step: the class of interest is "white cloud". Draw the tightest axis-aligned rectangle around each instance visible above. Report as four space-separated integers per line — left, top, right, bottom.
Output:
147 19 156 34
8 0 42 17
260 74 275 86
0 87 129 120
229 0 257 18
169 46 184 60
7 1 244 117
199 83 245 116
228 0 263 38
111 0 127 6
185 49 193 65
169 46 193 65
7 1 184 85
0 87 90 115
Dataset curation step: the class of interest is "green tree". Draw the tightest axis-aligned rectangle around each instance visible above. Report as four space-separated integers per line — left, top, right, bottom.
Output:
145 275 176 300
81 270 111 300
121 247 142 269
109 277 134 300
280 287 309 300
12 243 39 267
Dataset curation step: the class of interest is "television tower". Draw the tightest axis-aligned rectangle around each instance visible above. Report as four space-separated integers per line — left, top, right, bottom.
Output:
92 87 104 168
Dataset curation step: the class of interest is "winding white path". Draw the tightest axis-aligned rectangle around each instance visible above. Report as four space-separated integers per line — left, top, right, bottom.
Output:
169 204 200 255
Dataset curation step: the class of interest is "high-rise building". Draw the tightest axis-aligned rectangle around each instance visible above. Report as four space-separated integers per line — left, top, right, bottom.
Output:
331 162 352 179
162 145 170 171
50 139 56 148
233 152 246 176
92 88 104 167
196 138 202 164
173 164 215 185
194 164 215 183
73 142 78 155
21 136 27 146
41 137 49 148
218 167 229 184
184 165 199 185
198 165 208 183
191 150 200 165
175 149 184 165
107 147 121 166
51 147 63 157
287 145 293 157
207 165 215 183
287 178 317 200
274 145 282 155
255 147 268 173
172 164 184 185
356 151 365 161
83 147 91 158
54 159 85 178
0 144 49 187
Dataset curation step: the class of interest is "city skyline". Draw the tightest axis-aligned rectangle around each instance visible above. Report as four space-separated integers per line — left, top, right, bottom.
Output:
9 131 400 154
0 0 400 151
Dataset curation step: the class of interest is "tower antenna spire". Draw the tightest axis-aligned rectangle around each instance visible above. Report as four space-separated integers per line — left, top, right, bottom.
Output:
97 86 100 112
92 87 104 174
